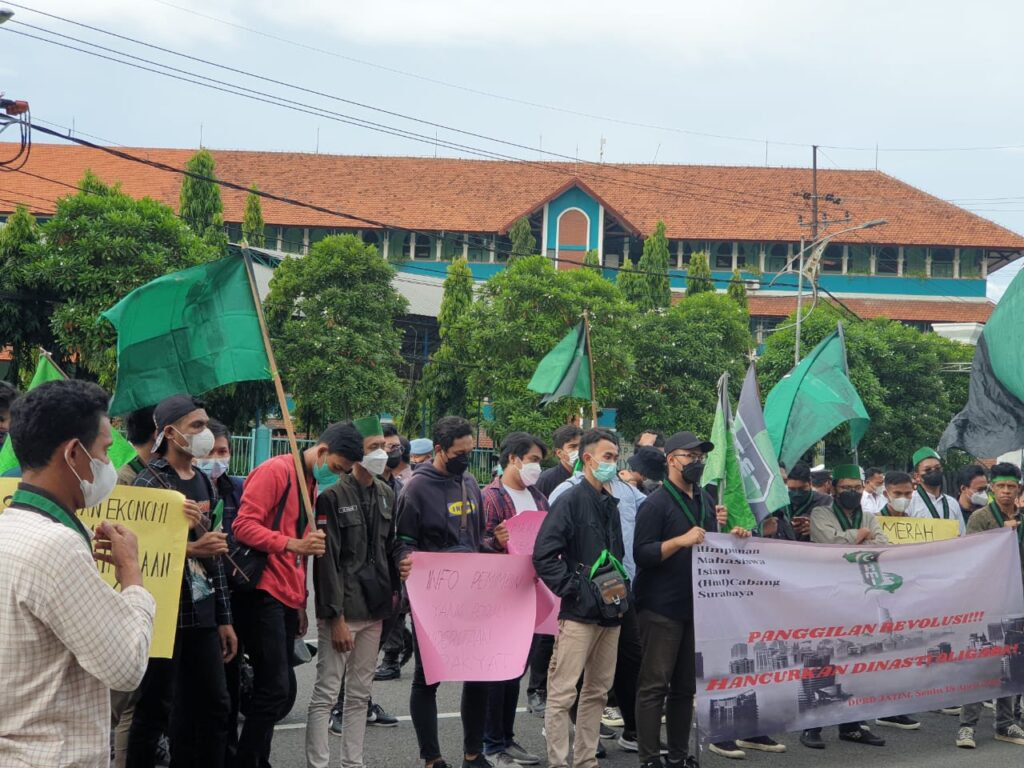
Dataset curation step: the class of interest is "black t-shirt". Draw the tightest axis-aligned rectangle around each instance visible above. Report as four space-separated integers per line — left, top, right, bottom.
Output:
168 470 216 627
536 463 571 499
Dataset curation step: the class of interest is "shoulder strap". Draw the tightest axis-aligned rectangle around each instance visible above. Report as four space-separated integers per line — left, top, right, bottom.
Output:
271 476 293 533
460 476 469 531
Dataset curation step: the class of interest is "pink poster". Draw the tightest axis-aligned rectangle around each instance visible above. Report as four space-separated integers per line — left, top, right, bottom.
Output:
407 552 537 684
504 511 561 636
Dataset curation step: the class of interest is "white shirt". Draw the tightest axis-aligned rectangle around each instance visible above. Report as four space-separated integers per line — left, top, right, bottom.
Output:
906 486 966 536
0 506 155 767
861 489 887 516
504 485 538 516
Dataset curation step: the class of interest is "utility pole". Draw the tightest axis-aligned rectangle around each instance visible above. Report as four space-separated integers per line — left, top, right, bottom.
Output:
811 145 818 242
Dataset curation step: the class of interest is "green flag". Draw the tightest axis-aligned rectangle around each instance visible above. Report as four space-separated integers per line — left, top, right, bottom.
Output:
702 373 757 530
526 321 591 404
0 354 137 474
103 254 271 416
763 324 869 469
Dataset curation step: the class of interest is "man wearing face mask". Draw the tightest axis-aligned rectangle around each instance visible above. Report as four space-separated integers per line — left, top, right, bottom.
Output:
409 438 434 467
229 423 344 768
905 448 966 536
307 418 402 768
479 432 548 768
763 463 831 541
128 395 238 768
394 415 490 768
198 419 243 536
383 424 413 486
0 380 155 767
536 425 583 499
957 464 990 523
804 464 887 750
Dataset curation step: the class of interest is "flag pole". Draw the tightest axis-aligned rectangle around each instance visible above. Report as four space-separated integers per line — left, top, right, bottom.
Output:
38 347 69 379
583 310 598 427
240 250 314 520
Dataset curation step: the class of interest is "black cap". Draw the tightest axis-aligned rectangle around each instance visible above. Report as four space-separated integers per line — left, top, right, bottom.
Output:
154 394 203 431
665 431 714 455
788 462 811 482
628 447 667 482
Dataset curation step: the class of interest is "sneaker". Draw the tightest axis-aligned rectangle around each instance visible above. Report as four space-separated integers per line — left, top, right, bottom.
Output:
984 700 996 711
709 741 746 759
617 733 638 752
599 723 615 739
464 757 492 768
484 754 517 768
374 659 401 681
329 710 344 735
602 706 625 727
596 741 606 759
504 741 540 766
956 727 976 749
839 728 885 747
995 724 1024 745
367 701 399 727
736 736 786 752
640 761 664 768
875 715 920 730
155 735 171 767
527 691 546 717
938 706 962 715
799 729 825 750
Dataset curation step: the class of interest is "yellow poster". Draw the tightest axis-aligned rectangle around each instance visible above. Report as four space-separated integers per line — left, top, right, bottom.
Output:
0 479 188 658
879 516 960 544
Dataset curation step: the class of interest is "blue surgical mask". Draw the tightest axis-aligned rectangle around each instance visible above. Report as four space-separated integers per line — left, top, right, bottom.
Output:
594 461 618 484
313 458 340 488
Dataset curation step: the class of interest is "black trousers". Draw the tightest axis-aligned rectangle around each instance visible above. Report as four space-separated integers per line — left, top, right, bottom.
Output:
380 610 409 659
636 610 695 764
612 603 641 734
126 626 230 768
527 634 555 695
410 628 488 761
232 590 298 768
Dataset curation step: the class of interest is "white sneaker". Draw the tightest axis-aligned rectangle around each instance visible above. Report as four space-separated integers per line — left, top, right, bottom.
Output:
995 724 1024 746
601 706 624 727
956 727 976 749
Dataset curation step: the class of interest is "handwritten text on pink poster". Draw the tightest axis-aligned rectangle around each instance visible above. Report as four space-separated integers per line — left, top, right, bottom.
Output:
504 511 560 635
407 552 537 684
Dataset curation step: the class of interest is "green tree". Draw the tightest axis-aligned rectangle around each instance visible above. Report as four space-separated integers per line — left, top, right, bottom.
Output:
757 305 974 467
0 206 57 382
180 149 227 249
421 257 475 420
242 184 265 247
35 171 218 387
686 251 714 296
582 249 601 272
617 259 647 307
462 255 633 441
727 269 748 309
508 216 536 260
617 293 751 439
264 234 408 429
636 221 672 310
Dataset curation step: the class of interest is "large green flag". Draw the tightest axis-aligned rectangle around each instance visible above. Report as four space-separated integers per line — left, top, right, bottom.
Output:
763 324 869 469
103 255 271 416
732 364 790 523
526 321 591 404
702 373 757 530
0 354 137 474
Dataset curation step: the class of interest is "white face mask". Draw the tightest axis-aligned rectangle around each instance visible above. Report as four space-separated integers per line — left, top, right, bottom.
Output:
360 448 389 477
889 497 911 514
197 458 230 480
971 491 990 507
520 461 542 487
568 450 580 468
67 443 118 509
174 427 216 458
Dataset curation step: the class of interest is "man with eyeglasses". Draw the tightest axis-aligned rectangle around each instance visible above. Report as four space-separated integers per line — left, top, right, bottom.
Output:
906 447 966 536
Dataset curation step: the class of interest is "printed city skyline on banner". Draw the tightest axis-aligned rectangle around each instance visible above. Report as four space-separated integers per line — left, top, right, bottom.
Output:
692 533 1024 742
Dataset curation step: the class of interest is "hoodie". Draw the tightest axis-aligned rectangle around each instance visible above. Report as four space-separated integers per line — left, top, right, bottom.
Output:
394 463 485 563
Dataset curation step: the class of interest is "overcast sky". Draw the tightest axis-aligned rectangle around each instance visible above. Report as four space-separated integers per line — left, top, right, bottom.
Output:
3 0 1024 298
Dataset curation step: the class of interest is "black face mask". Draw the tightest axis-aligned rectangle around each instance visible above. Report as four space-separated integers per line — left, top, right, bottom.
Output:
445 452 470 476
681 461 705 484
386 449 403 469
922 469 944 488
789 489 812 509
838 490 863 510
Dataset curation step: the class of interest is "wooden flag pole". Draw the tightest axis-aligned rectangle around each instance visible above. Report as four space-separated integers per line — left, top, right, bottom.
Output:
38 347 69 379
583 310 598 427
240 250 314 521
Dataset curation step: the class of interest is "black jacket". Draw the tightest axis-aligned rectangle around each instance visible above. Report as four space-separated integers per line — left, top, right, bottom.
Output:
533 478 625 626
394 463 485 561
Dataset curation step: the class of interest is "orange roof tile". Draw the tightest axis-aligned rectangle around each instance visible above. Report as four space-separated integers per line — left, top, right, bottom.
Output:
744 295 995 323
3 143 1024 252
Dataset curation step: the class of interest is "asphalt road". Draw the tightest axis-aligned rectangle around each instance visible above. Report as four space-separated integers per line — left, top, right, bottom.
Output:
267 618 1024 768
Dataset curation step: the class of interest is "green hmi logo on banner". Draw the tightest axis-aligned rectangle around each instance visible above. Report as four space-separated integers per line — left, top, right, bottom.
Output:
843 551 904 594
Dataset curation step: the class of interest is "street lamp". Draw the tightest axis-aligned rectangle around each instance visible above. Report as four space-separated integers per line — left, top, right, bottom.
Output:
768 219 888 364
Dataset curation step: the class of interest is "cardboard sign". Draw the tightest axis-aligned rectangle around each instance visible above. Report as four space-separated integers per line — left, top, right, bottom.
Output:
504 510 561 635
879 516 960 544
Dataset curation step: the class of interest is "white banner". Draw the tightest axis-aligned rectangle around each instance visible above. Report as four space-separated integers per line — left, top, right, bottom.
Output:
693 530 1024 742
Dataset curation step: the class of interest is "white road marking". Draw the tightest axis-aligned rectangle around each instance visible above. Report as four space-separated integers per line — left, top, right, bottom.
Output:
275 707 529 730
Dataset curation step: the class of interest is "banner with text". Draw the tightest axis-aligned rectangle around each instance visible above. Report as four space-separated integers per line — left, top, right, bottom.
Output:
407 552 537 684
0 479 188 658
505 511 560 635
879 517 960 545
693 530 1024 742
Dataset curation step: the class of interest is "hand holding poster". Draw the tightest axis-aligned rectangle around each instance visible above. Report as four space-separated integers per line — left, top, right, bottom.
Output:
879 516 959 544
693 530 1024 742
406 552 537 684
504 511 560 636
0 478 188 658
